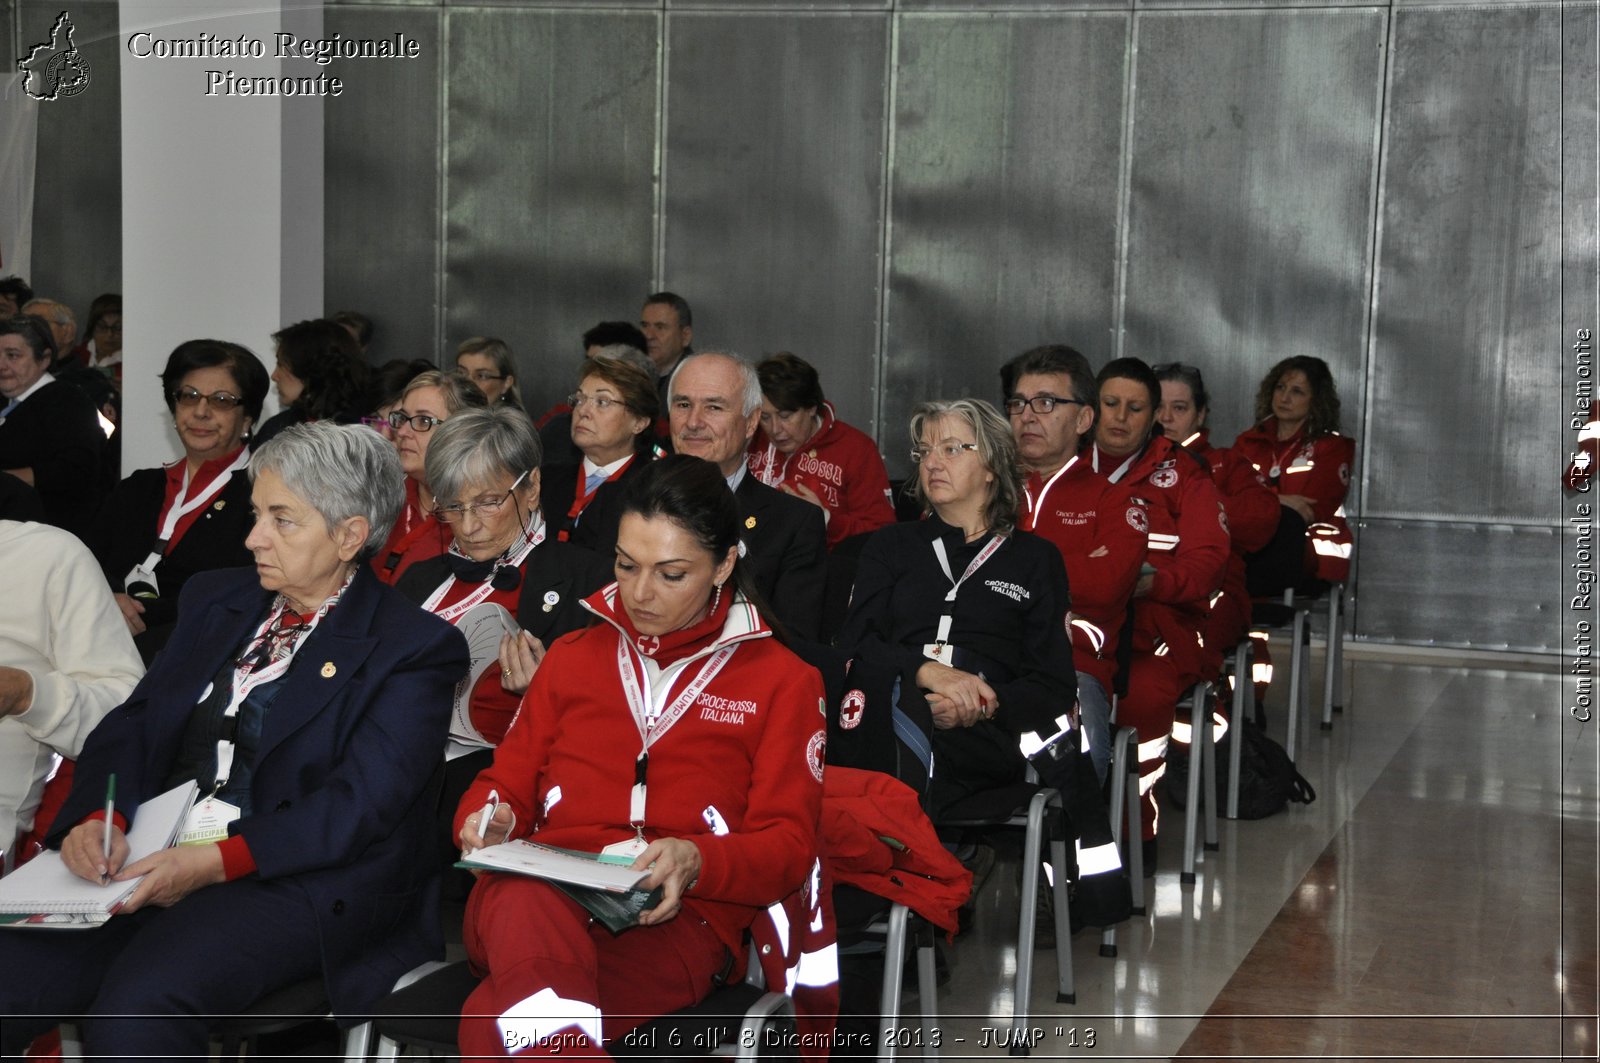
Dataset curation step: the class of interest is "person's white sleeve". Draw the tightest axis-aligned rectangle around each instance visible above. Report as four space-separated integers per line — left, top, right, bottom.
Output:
16 531 144 756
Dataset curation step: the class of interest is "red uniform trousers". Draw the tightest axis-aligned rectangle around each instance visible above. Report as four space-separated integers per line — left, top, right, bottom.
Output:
460 876 729 1058
1120 601 1209 841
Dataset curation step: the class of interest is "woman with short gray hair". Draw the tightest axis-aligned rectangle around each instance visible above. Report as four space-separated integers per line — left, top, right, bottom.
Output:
0 421 469 1055
837 398 1075 819
250 419 405 563
397 407 612 751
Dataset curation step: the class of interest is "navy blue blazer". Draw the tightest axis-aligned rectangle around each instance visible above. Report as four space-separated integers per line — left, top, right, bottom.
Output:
50 564 469 1018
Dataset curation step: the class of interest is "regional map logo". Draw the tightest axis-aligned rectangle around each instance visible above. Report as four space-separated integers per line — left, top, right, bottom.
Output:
18 11 92 101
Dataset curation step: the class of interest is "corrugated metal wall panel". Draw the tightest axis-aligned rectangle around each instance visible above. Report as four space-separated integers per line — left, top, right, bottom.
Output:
884 12 1128 460
1122 9 1384 447
661 12 887 435
1355 520 1560 652
1365 5 1564 522
324 4 443 361
444 8 659 415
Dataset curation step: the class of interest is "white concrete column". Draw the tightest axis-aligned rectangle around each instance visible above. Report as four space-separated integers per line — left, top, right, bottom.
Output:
120 0 324 474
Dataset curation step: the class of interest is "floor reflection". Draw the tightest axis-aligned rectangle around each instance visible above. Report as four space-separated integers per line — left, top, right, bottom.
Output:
910 656 1590 1060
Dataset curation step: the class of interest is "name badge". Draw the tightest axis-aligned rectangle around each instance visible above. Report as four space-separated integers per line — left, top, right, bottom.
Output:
600 835 650 860
176 796 241 846
124 562 161 599
922 642 949 664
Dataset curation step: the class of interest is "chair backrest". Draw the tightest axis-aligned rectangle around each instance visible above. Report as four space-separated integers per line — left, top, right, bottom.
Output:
792 642 934 807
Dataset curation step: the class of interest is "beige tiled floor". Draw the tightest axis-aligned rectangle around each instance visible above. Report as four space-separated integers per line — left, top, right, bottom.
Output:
900 652 1594 1062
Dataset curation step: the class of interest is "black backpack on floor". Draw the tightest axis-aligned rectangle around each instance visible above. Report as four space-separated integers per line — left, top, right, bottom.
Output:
1166 716 1315 820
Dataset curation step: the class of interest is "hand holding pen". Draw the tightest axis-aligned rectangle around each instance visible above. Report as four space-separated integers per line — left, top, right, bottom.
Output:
60 820 130 886
459 789 515 857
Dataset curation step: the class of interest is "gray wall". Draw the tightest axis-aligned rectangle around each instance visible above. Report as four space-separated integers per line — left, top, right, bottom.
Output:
19 0 1591 653
15 0 121 325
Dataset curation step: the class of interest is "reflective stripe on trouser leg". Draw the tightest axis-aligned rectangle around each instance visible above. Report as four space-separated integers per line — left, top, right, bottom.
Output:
1121 654 1185 841
498 989 602 1055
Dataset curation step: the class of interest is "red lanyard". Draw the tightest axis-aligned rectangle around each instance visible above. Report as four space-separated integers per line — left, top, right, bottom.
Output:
561 456 634 542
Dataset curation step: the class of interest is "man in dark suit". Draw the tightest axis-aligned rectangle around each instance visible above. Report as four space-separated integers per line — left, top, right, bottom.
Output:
668 352 825 640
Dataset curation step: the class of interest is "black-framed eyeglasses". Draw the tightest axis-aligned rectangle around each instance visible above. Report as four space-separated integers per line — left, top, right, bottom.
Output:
173 386 244 410
909 442 980 464
1003 395 1087 416
94 320 123 334
387 410 444 432
432 470 530 524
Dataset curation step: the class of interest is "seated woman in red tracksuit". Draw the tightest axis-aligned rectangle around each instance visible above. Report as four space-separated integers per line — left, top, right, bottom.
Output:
747 351 896 549
1231 356 1356 588
1153 363 1280 665
453 455 825 1058
1088 358 1229 846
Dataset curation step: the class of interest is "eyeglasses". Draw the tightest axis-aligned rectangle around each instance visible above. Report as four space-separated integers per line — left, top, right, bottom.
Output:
387 410 444 432
94 321 123 334
433 471 529 524
910 442 980 464
458 369 504 384
173 386 244 410
1003 395 1087 416
568 392 621 412
359 415 391 431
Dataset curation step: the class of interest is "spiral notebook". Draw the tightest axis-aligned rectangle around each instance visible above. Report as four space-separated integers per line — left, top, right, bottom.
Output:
0 780 200 928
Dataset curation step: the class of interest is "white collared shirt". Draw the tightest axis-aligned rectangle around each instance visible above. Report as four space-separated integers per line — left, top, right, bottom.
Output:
582 453 633 481
724 460 748 493
0 371 56 423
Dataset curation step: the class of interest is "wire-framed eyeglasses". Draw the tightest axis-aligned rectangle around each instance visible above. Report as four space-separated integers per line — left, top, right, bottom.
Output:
432 471 529 524
909 442 980 464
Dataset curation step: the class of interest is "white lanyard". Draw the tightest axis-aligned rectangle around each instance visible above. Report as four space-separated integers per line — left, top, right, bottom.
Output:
1022 456 1078 531
1269 439 1306 480
125 449 249 591
422 515 546 622
756 443 787 490
930 533 1006 647
211 583 341 792
1091 444 1139 484
616 637 737 831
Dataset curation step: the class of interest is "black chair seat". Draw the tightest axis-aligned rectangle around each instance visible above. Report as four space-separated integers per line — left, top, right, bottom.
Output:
371 961 479 1051
611 982 765 1059
210 973 329 1051
1250 601 1298 627
937 780 1039 825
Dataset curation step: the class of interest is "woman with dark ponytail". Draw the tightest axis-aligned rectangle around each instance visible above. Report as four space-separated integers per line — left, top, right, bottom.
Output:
452 454 825 1057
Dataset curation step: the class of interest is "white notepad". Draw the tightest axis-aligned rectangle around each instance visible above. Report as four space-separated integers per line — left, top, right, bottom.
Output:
0 780 201 928
459 839 651 892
